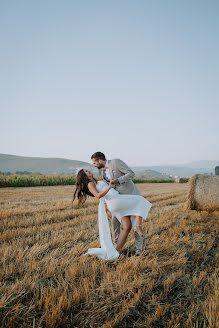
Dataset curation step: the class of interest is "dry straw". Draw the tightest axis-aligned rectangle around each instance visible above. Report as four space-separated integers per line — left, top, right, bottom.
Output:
187 174 219 211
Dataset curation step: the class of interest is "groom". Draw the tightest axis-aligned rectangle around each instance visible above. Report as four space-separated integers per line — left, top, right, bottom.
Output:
91 151 144 256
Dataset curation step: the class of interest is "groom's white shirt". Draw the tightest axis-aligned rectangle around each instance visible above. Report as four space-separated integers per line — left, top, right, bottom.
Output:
104 159 111 180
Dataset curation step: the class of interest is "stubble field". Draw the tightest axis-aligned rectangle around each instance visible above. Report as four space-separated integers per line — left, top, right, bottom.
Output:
0 183 218 328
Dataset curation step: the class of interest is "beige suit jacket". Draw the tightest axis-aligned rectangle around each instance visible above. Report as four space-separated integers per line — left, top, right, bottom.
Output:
101 158 141 196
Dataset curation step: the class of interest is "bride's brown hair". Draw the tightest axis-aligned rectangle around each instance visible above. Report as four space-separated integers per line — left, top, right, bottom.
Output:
73 169 97 206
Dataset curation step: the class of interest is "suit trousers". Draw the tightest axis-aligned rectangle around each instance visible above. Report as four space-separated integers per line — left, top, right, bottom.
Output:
111 214 143 252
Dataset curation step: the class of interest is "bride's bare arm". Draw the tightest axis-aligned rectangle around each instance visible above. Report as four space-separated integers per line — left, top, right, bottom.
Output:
88 182 112 199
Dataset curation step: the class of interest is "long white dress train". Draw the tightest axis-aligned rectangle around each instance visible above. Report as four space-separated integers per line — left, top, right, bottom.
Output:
84 197 120 262
83 181 152 262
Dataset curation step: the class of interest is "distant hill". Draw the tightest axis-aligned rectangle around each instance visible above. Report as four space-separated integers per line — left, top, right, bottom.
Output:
1 154 218 178
133 169 169 178
0 154 99 175
0 154 165 178
181 160 219 169
148 166 214 177
133 160 219 177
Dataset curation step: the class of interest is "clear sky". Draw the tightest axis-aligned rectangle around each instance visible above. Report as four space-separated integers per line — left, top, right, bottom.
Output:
0 0 218 166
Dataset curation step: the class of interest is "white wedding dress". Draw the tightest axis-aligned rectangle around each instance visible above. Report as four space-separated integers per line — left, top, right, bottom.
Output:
84 181 152 262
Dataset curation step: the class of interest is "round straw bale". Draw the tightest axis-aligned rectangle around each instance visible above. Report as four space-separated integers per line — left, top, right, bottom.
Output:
215 166 219 176
187 174 219 211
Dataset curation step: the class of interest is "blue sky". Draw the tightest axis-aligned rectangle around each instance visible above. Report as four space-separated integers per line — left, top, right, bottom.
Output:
0 0 218 166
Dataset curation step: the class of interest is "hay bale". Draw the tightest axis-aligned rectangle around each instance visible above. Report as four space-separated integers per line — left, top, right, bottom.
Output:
187 174 219 211
215 166 219 176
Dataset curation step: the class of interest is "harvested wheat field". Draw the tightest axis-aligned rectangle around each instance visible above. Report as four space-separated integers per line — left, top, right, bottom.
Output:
0 183 218 328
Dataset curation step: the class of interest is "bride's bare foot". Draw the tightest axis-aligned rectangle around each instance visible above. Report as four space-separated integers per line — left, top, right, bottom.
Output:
134 225 146 237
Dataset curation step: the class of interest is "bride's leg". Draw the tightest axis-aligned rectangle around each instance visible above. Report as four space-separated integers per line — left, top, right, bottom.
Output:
115 216 132 253
134 216 146 237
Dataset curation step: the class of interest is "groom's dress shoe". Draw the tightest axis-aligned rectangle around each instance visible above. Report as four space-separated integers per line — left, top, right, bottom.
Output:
135 249 142 256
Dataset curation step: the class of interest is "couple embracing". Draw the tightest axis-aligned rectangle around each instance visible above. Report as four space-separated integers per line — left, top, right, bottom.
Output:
73 152 152 262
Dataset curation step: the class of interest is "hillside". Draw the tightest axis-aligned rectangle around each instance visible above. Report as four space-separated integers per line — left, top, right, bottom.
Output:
182 160 219 169
1 154 218 177
0 154 98 175
134 168 169 178
133 162 218 177
0 154 164 177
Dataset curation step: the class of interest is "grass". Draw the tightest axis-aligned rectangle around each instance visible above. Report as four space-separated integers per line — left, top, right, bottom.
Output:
0 183 218 327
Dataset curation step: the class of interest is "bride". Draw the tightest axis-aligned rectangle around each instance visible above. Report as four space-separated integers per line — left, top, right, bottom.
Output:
73 169 152 262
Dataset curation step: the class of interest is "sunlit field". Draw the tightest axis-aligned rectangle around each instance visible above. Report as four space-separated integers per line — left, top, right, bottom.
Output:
0 183 218 328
